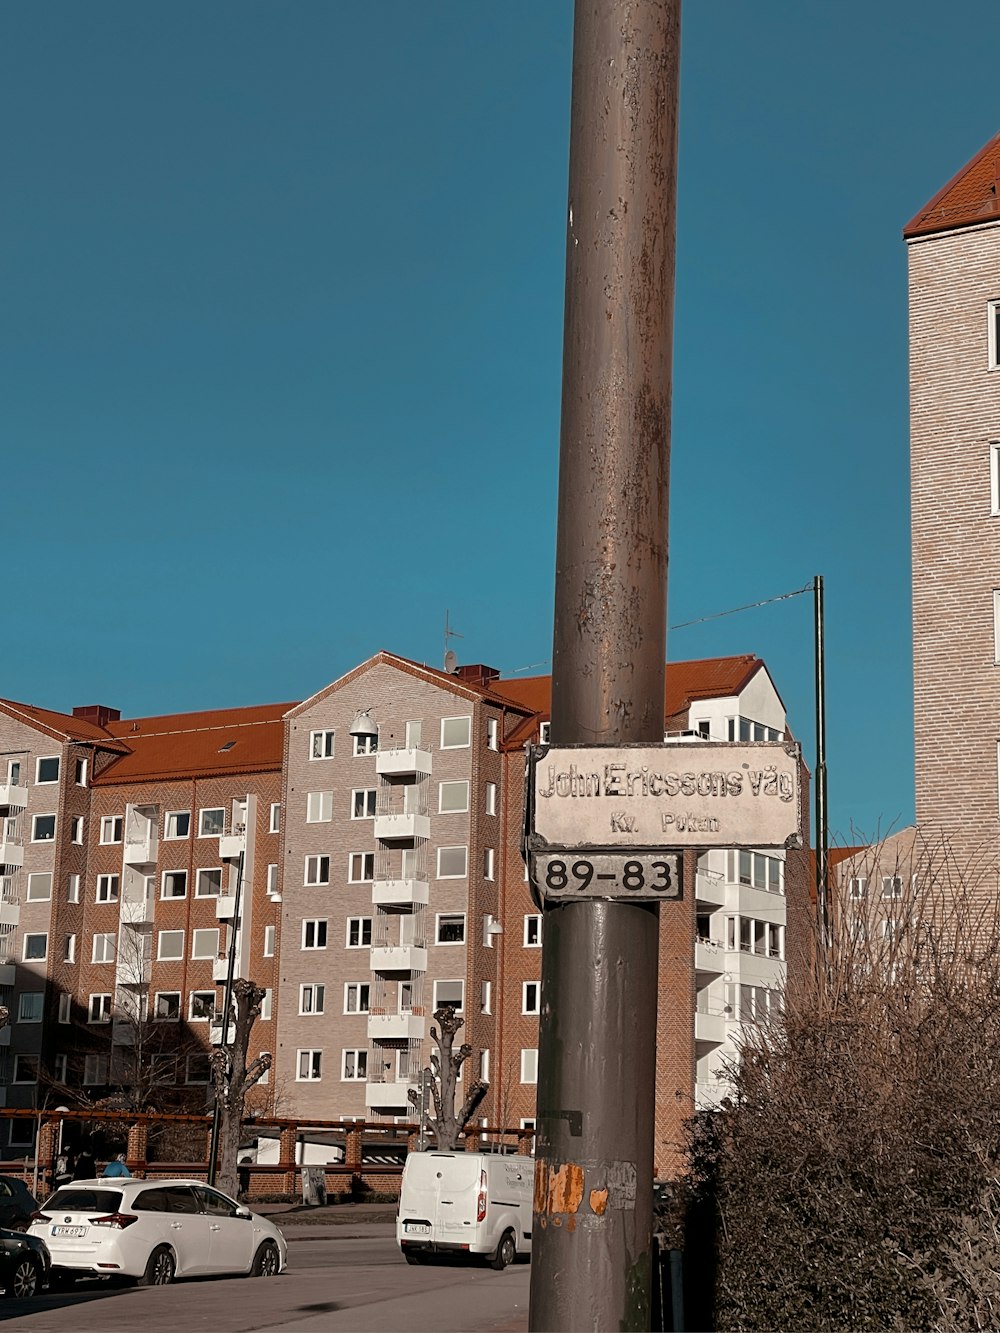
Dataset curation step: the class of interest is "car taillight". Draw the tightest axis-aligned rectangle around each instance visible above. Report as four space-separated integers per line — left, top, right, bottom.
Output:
30 1211 50 1224
477 1170 487 1223
88 1213 138 1230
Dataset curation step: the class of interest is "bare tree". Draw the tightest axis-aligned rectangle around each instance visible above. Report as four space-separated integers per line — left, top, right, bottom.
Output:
209 978 271 1199
408 1005 488 1150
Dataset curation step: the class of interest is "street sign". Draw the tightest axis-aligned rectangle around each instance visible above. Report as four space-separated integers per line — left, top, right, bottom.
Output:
528 740 803 851
530 851 681 903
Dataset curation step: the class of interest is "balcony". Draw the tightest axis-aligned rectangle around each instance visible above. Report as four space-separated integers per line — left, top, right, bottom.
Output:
219 826 247 860
365 1079 417 1113
0 899 19 929
0 1029 10 1048
374 812 430 843
372 878 430 911
216 895 238 920
368 1011 426 1042
0 964 14 986
0 840 23 872
695 1011 727 1045
213 956 231 983
695 939 725 979
370 944 428 975
695 1080 729 1112
695 871 726 909
376 747 432 778
111 1019 136 1047
124 832 157 866
0 784 27 813
120 889 153 926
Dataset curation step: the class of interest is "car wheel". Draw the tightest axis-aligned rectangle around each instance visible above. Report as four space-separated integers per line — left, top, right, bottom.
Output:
250 1241 280 1277
404 1251 426 1266
491 1230 516 1271
138 1245 176 1287
9 1257 39 1298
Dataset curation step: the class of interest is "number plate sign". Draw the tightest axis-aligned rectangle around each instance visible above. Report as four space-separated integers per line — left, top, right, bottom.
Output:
532 852 681 903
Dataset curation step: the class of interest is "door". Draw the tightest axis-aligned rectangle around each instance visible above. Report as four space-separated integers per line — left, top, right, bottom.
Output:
161 1186 213 1275
193 1186 254 1273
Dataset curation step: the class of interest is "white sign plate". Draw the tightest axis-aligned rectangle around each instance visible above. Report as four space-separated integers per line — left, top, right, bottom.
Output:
530 741 802 850
531 851 682 903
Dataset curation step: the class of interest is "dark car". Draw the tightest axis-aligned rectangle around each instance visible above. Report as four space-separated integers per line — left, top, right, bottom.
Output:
0 1227 49 1298
0 1178 39 1231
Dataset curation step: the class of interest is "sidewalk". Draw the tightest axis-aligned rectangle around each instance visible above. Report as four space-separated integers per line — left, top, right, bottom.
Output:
252 1199 397 1228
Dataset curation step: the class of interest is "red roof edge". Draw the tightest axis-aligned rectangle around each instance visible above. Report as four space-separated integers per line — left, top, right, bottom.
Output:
903 130 1000 239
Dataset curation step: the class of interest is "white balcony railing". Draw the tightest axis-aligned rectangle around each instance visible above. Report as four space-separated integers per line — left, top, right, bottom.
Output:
370 944 428 975
374 812 430 843
219 824 247 860
368 1011 426 1042
0 784 27 812
375 747 432 778
372 878 430 910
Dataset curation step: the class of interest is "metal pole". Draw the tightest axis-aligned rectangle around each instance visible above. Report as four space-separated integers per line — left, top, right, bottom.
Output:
813 576 829 945
207 848 245 1186
529 2 680 1329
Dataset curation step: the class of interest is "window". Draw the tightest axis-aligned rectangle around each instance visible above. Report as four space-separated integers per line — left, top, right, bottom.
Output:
190 991 216 1021
344 982 370 1013
305 855 331 886
63 934 76 963
196 867 222 897
341 1050 366 1081
267 863 279 894
161 870 187 900
32 814 56 842
433 979 464 1013
728 850 783 893
481 1049 491 1082
269 803 280 833
989 299 1000 370
26 873 52 902
994 590 1000 662
849 877 867 899
521 1049 538 1084
191 929 219 959
439 781 470 814
992 444 1000 517
441 716 472 749
155 992 180 1021
150 1054 177 1084
487 718 498 750
53 1054 68 1083
261 989 272 1021
538 721 551 745
165 811 191 839
100 815 123 844
881 876 903 899
18 993 43 1023
524 915 542 947
23 933 47 961
92 933 116 964
263 925 275 957
199 808 224 837
436 913 466 944
36 756 60 784
483 848 495 880
297 1050 323 1081
84 1054 109 1086
480 981 492 1014
299 984 325 1015
347 917 371 948
13 1056 39 1084
735 916 785 959
96 874 120 904
523 982 540 1015
67 874 80 904
186 1054 211 1084
351 789 376 819
157 930 185 961
58 994 71 1024
437 846 468 879
485 782 497 816
727 716 782 742
74 757 88 786
89 993 112 1023
310 730 335 759
71 816 84 844
349 853 374 883
352 732 378 756
405 721 422 747
306 791 333 824
302 919 328 950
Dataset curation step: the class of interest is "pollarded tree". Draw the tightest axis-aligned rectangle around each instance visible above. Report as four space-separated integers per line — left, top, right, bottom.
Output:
209 978 272 1199
408 1005 488 1150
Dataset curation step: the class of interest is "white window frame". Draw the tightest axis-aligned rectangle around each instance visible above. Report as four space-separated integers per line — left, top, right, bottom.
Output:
96 874 120 904
160 869 187 900
54 1053 68 1083
989 298 1000 370
261 990 272 1021
483 848 495 880
63 934 76 963
994 590 1000 662
991 443 1000 517
88 993 112 1024
83 1054 109 1086
267 863 279 894
344 982 370 1013
435 912 466 945
440 715 472 750
352 733 378 756
26 873 52 902
348 852 374 883
297 1049 324 1082
437 845 468 879
263 925 276 957
13 1055 39 1085
191 928 220 960
67 874 80 903
485 782 497 816
486 718 498 750
302 919 328 950
35 755 60 785
269 803 280 833
521 1048 538 1084
91 933 116 964
154 991 181 1022
71 816 84 845
480 980 492 1014
157 930 185 961
23 933 48 961
58 993 71 1024
346 917 371 948
31 814 56 843
306 791 333 824
17 992 44 1023
438 780 470 814
99 815 123 844
881 876 903 899
849 877 867 899
195 867 223 898
189 991 216 1022
74 757 88 787
299 983 326 1015
305 855 331 886
433 979 464 1013
164 810 191 840
310 730 335 760
522 981 540 1015
524 915 542 947
351 789 377 820
198 807 225 838
340 1049 367 1081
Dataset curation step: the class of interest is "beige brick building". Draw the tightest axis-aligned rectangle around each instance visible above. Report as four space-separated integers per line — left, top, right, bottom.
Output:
906 131 1000 889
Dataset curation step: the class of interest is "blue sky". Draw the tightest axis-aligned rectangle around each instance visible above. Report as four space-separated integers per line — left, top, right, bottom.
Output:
3 2 994 840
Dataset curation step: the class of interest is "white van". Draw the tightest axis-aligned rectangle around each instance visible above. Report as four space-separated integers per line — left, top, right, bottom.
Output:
397 1151 533 1269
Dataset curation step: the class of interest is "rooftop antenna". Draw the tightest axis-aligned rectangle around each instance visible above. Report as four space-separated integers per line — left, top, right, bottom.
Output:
444 610 463 673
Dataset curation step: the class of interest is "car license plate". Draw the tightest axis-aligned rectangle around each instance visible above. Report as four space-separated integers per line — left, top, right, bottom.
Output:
405 1223 430 1235
52 1225 87 1237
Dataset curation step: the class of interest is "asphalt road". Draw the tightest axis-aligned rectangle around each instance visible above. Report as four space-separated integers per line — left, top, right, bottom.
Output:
0 1225 531 1333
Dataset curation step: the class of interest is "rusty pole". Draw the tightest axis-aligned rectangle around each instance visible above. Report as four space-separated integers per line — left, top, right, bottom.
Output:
529 3 680 1331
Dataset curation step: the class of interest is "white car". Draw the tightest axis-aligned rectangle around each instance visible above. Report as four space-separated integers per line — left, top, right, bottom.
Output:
28 1178 287 1286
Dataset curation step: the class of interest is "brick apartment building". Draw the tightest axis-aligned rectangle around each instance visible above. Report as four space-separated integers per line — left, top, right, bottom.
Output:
906 130 1000 888
0 651 809 1174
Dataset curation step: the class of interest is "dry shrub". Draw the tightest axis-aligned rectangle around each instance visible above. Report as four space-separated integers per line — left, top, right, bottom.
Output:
690 840 1000 1332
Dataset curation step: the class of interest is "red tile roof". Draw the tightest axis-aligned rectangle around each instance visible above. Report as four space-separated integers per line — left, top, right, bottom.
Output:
95 703 294 784
0 698 130 749
904 131 1000 239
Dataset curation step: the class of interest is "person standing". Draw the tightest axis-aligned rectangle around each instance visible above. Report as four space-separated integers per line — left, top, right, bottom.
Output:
102 1153 131 1178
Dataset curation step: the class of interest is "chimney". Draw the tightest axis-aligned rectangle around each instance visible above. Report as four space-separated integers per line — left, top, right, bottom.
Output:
451 664 501 688
72 705 121 729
